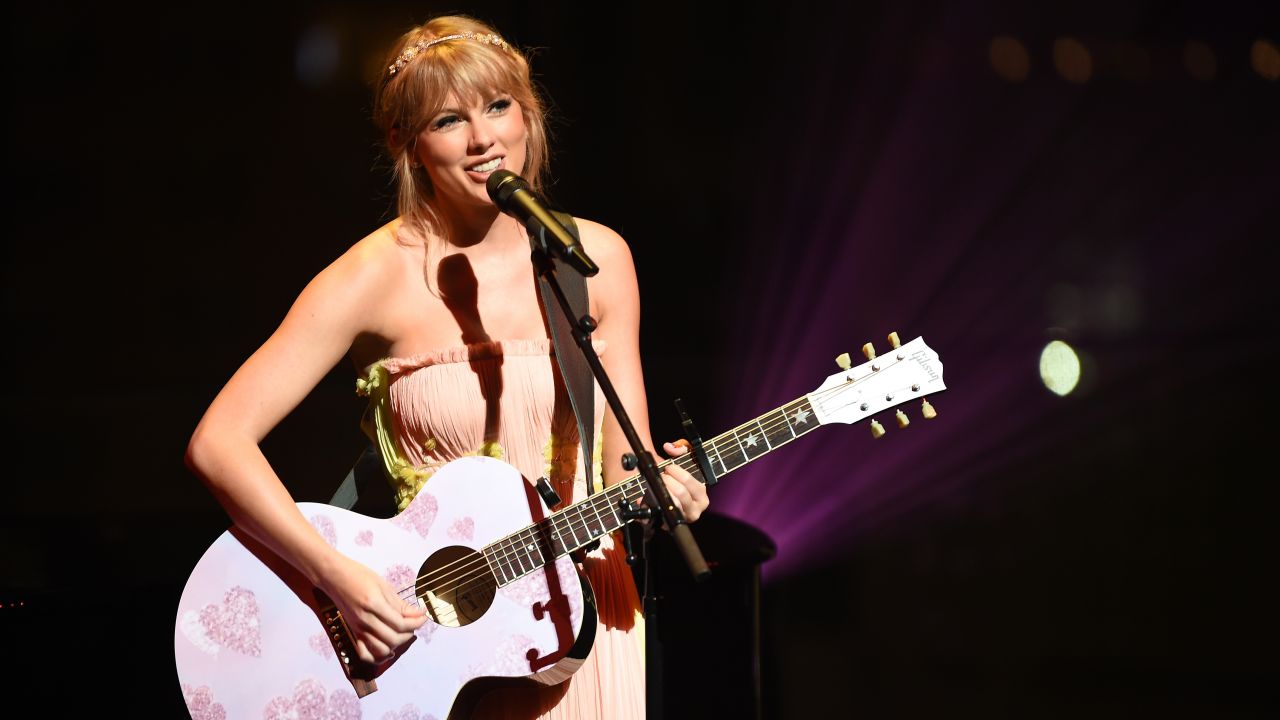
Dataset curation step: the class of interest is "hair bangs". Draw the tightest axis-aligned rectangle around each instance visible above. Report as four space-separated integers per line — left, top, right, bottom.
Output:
402 41 529 135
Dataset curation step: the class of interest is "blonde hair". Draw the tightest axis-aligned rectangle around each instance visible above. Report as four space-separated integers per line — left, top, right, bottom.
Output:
373 15 549 239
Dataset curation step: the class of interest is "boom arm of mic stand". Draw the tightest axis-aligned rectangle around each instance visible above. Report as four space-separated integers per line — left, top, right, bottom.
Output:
531 249 710 582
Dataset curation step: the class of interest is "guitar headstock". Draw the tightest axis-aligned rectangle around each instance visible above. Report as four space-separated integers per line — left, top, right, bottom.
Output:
807 333 945 436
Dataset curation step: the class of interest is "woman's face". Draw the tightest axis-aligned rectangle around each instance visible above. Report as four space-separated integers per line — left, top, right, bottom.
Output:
415 91 528 211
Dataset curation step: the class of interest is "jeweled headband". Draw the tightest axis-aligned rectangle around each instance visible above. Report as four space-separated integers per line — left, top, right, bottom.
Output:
387 31 511 76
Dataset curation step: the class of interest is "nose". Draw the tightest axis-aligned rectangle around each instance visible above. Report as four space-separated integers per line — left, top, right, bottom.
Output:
468 116 495 154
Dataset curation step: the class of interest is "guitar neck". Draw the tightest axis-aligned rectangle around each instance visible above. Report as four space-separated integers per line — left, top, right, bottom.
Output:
481 396 819 586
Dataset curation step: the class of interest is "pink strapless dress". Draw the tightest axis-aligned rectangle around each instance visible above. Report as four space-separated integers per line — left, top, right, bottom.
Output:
379 338 645 720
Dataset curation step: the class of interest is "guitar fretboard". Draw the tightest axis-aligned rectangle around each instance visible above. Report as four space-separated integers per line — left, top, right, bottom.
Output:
481 397 819 586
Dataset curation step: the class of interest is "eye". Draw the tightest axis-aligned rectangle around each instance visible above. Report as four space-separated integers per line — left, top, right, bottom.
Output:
487 98 512 114
431 114 460 130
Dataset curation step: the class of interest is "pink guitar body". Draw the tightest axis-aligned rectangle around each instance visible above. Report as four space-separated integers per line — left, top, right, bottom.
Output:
174 456 591 720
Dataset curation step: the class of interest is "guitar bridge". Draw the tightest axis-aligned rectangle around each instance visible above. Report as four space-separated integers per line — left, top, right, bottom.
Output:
316 593 379 697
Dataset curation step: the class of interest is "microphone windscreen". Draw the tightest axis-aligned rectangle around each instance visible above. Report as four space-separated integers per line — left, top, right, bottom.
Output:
486 169 526 208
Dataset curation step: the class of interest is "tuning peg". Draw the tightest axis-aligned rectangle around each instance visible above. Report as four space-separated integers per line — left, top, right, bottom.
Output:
870 418 886 438
888 332 901 349
862 342 876 360
895 409 910 428
835 352 852 370
921 398 937 419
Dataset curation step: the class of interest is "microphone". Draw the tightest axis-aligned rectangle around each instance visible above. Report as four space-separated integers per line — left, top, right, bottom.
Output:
487 170 599 277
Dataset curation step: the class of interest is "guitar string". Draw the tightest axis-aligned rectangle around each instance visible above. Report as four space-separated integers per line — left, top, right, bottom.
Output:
401 481 668 622
392 396 814 604
396 396 820 626
390 359 927 607
394 478 643 611
392 366 927 607
395 382 909 608
406 488 640 625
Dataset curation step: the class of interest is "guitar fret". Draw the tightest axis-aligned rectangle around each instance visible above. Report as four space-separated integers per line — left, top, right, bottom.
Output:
507 536 526 576
508 541 522 581
787 400 817 437
521 531 545 568
488 543 515 585
482 547 505 585
549 522 566 557
672 441 724 479
511 532 528 574
528 528 547 565
625 480 646 511
587 498 605 537
581 501 598 544
764 409 792 447
521 530 538 573
582 497 600 538
570 503 591 547
735 425 769 462
505 536 524 577
711 446 727 475
594 498 608 531
599 495 620 534
672 455 694 482
599 495 621 532
489 542 507 584
755 418 774 449
777 413 791 441
712 438 745 474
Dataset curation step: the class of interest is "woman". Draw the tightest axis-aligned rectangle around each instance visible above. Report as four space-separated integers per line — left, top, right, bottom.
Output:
184 13 707 719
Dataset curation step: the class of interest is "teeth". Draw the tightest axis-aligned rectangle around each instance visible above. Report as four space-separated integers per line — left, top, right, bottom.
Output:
470 158 501 173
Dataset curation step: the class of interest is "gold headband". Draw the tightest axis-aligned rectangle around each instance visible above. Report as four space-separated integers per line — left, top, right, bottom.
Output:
387 32 511 76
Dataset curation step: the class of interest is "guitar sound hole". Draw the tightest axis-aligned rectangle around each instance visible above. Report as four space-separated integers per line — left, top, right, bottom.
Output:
416 545 497 628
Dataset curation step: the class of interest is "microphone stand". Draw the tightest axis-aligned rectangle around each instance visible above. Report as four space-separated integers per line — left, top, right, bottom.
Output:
530 247 711 583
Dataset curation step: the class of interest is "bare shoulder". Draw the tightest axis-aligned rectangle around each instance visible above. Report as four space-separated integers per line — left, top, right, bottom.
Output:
298 219 419 313
573 217 634 270
321 219 409 289
264 219 416 363
572 217 639 323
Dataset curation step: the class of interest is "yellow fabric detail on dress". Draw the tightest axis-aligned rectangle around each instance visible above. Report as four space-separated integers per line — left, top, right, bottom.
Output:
540 429 607 504
357 362 505 512
541 432 577 502
592 432 605 493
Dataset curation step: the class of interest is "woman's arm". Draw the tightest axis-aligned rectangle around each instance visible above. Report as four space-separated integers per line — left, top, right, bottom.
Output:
185 235 425 664
578 219 709 522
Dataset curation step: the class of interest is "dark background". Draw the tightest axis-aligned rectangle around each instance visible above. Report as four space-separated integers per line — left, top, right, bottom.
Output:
3 1 1278 717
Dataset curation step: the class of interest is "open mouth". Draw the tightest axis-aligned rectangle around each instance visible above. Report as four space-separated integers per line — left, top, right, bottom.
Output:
468 157 503 173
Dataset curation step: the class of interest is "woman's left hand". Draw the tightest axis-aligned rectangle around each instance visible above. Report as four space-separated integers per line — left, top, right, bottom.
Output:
660 440 710 522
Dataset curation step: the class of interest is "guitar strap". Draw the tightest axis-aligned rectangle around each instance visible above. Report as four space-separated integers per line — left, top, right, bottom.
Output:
535 211 596 498
330 212 596 511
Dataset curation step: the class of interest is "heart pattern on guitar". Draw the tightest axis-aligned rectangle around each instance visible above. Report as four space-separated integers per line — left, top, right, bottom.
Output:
182 585 262 657
311 515 339 547
263 678 361 720
391 492 439 537
448 516 476 541
181 684 227 720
